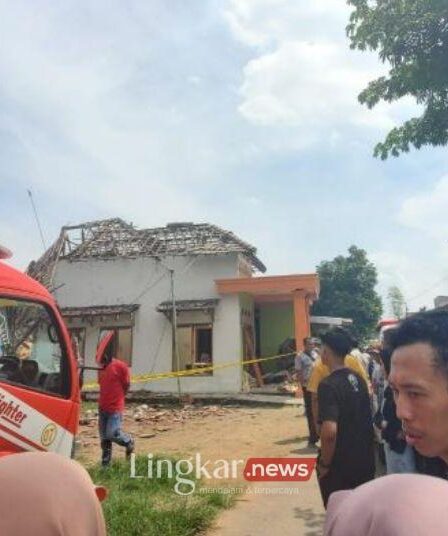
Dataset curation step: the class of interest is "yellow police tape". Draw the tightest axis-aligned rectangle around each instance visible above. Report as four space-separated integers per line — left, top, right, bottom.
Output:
82 351 296 390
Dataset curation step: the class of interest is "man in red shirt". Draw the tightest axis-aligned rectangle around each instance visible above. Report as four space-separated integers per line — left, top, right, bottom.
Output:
98 352 134 466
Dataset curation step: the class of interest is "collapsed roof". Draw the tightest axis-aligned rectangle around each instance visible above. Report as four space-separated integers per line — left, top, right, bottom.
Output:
28 218 266 289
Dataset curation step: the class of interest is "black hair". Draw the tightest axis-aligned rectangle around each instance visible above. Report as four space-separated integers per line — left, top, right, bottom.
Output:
303 337 313 346
382 328 395 350
388 310 448 378
320 327 354 359
101 334 116 365
380 348 392 375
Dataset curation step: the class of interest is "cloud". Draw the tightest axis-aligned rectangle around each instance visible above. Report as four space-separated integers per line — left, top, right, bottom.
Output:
371 177 448 310
371 251 428 310
0 1 228 241
223 0 349 48
224 0 419 142
1 218 42 271
373 175 448 309
238 41 394 131
2 0 448 320
398 175 448 239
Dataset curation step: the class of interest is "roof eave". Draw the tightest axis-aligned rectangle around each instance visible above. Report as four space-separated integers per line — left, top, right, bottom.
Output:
248 254 267 274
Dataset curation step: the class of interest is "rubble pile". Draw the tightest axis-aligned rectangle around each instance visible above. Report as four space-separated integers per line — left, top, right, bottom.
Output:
78 404 236 439
276 381 299 394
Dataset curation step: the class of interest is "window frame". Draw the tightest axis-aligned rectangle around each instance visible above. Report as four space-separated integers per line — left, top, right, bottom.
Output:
68 327 86 361
0 295 72 399
176 323 213 375
98 326 134 366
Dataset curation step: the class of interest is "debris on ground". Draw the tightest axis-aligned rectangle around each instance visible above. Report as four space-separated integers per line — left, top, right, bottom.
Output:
78 403 240 437
79 409 97 425
262 370 292 384
276 381 299 395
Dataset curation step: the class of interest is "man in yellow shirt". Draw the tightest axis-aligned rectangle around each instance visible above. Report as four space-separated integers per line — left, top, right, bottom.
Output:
308 353 370 437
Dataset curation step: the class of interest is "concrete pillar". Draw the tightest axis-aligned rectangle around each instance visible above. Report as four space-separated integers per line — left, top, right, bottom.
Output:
293 290 311 352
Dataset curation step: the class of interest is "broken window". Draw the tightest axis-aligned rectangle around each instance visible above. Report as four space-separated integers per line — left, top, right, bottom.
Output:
98 327 133 365
175 324 213 375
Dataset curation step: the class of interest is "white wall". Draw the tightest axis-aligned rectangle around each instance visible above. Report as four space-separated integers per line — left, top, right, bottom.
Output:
53 254 243 393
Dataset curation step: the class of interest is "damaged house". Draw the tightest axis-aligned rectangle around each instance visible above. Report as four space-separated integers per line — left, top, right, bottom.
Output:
28 218 319 393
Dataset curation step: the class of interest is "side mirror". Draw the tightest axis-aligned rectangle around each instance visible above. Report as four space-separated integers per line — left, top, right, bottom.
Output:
47 325 59 344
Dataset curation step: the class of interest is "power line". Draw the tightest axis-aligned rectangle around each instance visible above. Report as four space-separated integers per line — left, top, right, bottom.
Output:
132 256 201 393
147 319 169 375
133 271 169 302
133 255 201 303
27 189 47 251
407 275 448 305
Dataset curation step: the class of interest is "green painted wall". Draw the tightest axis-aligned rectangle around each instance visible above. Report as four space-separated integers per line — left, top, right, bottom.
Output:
258 302 294 358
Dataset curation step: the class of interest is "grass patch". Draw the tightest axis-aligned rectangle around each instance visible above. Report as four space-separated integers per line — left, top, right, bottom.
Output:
88 456 236 536
82 400 98 412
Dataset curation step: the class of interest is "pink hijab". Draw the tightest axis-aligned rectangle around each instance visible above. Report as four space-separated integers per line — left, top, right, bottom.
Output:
324 474 448 536
0 452 106 535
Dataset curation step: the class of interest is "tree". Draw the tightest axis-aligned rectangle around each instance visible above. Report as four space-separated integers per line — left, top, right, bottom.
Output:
347 1 448 159
387 285 406 319
312 246 383 342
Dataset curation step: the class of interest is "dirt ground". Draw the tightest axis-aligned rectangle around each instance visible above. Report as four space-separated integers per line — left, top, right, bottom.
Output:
77 402 314 477
78 402 325 535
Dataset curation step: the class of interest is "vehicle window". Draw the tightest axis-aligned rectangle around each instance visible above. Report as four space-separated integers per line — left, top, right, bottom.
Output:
0 297 69 397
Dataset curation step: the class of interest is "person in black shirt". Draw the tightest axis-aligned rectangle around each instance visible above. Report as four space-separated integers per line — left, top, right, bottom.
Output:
317 328 375 507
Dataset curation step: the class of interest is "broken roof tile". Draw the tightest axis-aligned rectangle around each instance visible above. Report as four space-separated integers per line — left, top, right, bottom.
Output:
28 218 266 289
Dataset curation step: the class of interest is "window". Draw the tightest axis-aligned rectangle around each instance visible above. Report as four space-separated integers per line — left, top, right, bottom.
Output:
98 327 133 365
69 328 86 365
176 324 213 375
0 297 70 397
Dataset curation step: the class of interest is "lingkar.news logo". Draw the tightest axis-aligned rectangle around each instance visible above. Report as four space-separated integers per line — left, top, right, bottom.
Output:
130 454 316 495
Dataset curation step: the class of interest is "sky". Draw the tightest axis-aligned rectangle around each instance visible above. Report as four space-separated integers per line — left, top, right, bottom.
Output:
1 0 448 314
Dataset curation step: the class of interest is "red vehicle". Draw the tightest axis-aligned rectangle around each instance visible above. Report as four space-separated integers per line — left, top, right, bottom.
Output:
377 318 399 345
0 246 80 457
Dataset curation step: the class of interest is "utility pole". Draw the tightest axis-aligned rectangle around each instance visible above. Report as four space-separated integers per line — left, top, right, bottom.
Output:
169 269 182 399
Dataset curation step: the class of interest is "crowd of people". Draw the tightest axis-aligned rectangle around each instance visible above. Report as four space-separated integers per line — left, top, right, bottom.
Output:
2 310 448 535
295 309 448 530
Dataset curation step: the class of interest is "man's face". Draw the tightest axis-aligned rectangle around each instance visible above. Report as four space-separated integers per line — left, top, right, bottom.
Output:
389 342 448 461
304 340 314 353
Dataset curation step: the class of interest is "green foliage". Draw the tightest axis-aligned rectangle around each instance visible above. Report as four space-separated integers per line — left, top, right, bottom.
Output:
347 0 448 158
312 246 383 342
387 285 407 319
88 456 234 536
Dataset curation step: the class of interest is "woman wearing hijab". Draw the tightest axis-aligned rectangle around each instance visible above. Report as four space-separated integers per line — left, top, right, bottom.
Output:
324 474 448 535
0 451 106 535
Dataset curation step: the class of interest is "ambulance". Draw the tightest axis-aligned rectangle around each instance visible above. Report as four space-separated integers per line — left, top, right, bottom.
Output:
0 246 80 457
